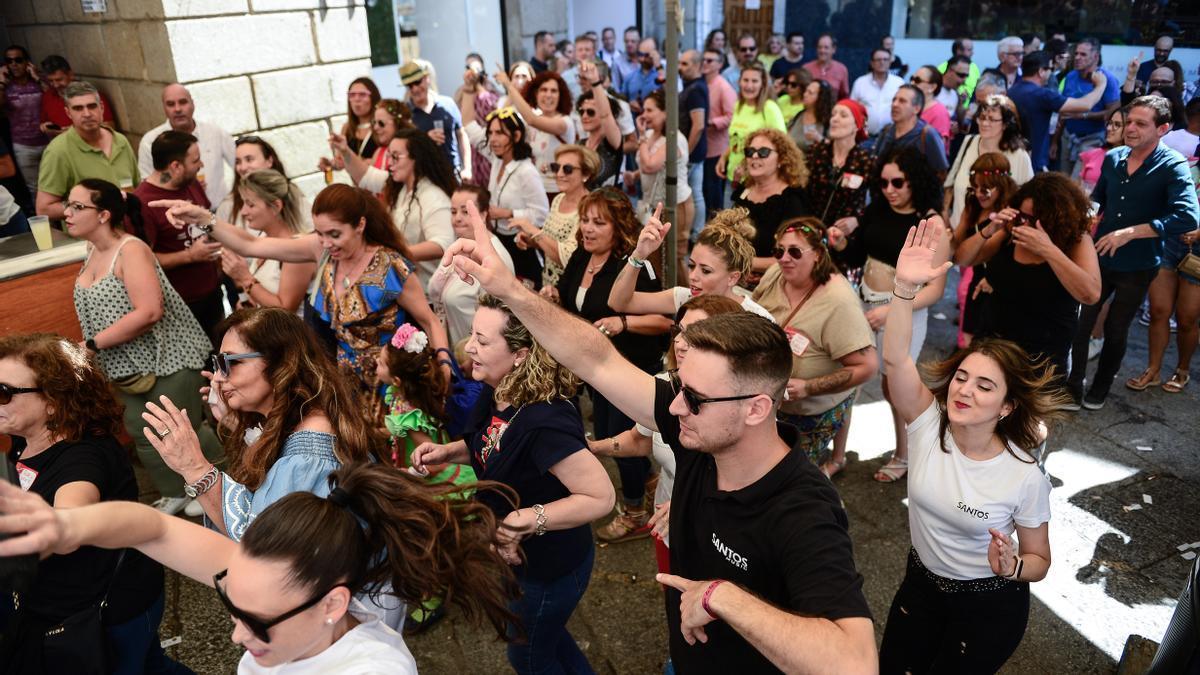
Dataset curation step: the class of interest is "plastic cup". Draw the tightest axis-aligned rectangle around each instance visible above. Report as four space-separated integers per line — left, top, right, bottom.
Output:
29 215 52 251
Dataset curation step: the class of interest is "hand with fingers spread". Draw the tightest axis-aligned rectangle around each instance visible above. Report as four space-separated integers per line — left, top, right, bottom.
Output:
656 573 725 645
0 482 77 558
440 200 524 300
141 396 211 484
634 202 671 260
648 500 670 540
894 219 954 288
988 527 1018 577
1011 219 1057 258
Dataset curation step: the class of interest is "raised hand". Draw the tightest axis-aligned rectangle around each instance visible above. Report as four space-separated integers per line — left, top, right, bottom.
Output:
0 482 74 557
440 200 523 300
1126 51 1143 81
147 200 209 228
1011 220 1056 258
142 395 210 483
894 219 953 287
634 202 670 259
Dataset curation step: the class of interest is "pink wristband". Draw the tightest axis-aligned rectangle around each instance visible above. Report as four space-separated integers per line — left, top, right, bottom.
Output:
701 580 725 620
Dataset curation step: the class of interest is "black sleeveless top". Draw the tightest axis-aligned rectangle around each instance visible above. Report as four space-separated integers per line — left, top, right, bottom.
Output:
981 241 1080 363
845 201 937 269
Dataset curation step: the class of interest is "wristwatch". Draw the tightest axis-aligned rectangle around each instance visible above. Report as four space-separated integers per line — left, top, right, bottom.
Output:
85 338 99 353
197 213 216 236
184 465 220 499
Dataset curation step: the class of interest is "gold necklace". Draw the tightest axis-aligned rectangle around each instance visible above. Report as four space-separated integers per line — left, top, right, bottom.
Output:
586 254 609 275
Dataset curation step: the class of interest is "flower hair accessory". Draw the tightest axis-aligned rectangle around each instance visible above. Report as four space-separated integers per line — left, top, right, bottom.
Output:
390 323 429 353
969 168 1011 178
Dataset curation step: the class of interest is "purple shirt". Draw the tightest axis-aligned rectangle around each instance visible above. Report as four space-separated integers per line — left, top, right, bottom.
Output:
4 81 48 146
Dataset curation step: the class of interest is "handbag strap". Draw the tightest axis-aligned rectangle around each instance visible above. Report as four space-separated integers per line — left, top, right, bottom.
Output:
97 549 127 610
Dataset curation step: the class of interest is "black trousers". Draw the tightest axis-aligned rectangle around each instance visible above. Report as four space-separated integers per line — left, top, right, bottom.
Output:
879 553 1030 675
1068 267 1157 398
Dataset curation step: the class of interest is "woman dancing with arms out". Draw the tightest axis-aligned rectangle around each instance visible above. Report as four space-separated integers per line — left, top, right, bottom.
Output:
0 463 520 674
878 219 1060 674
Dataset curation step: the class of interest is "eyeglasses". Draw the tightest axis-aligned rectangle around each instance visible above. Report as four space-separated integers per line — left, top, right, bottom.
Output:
1148 79 1175 89
976 115 1003 125
636 51 651 59
785 80 801 88
772 245 812 259
211 351 263 378
668 371 766 415
743 146 773 159
387 152 410 163
1003 51 1023 57
4 57 26 64
62 201 99 213
371 119 388 128
213 569 344 644
579 108 598 118
485 107 518 122
871 57 892 63
910 76 929 85
0 383 42 406
549 162 580 176
739 46 757 53
1011 212 1035 228
877 177 908 190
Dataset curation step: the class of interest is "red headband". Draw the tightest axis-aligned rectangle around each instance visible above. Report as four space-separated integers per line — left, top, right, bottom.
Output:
836 99 869 142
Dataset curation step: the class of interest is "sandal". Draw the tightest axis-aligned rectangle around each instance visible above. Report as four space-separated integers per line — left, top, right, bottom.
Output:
1162 371 1190 393
874 457 908 483
1125 369 1161 391
821 457 847 479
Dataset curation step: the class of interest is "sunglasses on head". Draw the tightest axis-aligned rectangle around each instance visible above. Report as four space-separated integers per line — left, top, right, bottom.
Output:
549 162 579 176
0 383 42 406
211 351 263 378
772 245 812 259
668 371 765 415
743 146 773 159
213 569 344 644
878 177 907 190
235 135 264 145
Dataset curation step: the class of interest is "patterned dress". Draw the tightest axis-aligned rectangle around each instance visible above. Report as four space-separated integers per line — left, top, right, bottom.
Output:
313 247 414 391
382 385 476 489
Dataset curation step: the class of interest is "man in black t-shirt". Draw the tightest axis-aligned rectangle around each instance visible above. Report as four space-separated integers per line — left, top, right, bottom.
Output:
441 209 877 674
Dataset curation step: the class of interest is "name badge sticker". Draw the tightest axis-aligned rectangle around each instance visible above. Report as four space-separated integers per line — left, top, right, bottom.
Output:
784 327 810 357
15 462 38 491
841 173 864 190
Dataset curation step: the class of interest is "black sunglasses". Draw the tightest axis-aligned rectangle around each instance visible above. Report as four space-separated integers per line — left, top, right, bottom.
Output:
0 383 42 406
213 570 344 644
211 351 263 378
1011 212 1035 228
743 146 773 159
772 245 812 259
878 177 907 190
785 80 802 88
952 71 970 78
5 57 26 64
703 57 721 63
739 46 757 53
637 51 651 59
549 162 579 176
669 371 764 415
579 108 598 118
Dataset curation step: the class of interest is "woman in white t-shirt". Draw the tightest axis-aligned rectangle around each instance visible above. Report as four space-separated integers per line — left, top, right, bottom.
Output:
0 463 519 675
878 218 1059 674
607 206 775 321
636 89 694 276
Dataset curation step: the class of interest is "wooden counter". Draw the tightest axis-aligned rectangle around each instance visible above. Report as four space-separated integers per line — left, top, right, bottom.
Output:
0 230 87 340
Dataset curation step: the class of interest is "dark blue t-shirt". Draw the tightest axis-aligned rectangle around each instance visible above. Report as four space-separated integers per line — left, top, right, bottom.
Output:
466 390 594 581
1008 78 1068 171
1061 68 1120 137
411 99 462 173
680 77 709 164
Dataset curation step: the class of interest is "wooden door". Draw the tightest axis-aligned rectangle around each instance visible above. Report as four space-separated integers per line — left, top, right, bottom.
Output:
723 0 775 52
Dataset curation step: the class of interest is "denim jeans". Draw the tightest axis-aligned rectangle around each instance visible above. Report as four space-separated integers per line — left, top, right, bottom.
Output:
106 592 194 675
702 156 725 215
687 162 706 241
507 545 596 675
1069 267 1157 398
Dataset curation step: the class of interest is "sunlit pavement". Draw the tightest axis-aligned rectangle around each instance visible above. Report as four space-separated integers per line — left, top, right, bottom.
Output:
152 273 1199 673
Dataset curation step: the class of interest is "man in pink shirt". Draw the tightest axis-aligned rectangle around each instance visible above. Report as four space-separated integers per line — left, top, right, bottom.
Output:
803 33 851 100
703 47 737 220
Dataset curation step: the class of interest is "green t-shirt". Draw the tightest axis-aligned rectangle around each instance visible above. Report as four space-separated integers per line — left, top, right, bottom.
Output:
776 95 804 126
37 127 140 197
727 99 788 179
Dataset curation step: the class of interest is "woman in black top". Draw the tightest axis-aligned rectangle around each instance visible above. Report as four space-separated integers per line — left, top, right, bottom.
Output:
577 75 624 189
954 172 1101 382
731 127 811 282
547 188 671 542
0 334 182 674
412 293 614 675
832 147 951 483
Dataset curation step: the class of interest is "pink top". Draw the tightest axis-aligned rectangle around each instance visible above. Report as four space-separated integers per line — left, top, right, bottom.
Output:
705 74 738 159
1078 146 1106 190
920 101 952 148
802 60 851 99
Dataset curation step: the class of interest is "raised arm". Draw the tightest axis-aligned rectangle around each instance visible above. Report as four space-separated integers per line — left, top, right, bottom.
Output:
150 200 322 263
0 481 236 587
497 68 570 137
883 220 951 424
442 202 659 430
1060 71 1109 114
954 208 1013 266
607 204 677 315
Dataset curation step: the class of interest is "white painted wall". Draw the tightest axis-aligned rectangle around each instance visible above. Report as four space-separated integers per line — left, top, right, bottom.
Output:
570 0 638 43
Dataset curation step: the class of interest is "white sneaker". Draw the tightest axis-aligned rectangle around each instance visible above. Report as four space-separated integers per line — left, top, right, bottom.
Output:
1088 337 1104 361
183 499 204 517
152 496 189 515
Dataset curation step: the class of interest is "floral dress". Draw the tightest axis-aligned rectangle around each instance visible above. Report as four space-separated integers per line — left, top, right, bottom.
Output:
313 247 414 391
383 385 476 489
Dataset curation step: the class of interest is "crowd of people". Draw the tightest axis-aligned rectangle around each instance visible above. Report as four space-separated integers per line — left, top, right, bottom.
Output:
0 22 1198 675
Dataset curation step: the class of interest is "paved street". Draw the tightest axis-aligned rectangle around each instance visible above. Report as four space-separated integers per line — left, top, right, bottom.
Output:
156 277 1199 673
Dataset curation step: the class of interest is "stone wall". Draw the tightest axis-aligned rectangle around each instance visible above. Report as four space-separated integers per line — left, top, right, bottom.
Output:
4 0 373 198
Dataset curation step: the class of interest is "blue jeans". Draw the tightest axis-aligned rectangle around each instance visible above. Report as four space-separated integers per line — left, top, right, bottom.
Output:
702 156 725 215
508 545 596 675
107 592 194 675
687 161 706 241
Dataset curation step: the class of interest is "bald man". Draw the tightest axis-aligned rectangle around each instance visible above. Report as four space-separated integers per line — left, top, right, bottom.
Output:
138 83 236 206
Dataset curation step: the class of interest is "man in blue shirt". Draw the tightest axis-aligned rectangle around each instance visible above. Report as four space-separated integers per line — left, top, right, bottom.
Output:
621 37 662 116
1008 51 1110 172
871 85 949 176
401 62 466 179
1066 96 1200 410
1058 38 1121 176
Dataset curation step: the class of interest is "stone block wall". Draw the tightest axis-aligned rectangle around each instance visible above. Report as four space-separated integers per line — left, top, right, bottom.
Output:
4 0 373 199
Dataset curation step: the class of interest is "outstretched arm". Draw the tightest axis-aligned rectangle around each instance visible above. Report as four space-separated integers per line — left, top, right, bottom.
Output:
608 203 677 315
149 199 321 263
883 220 951 425
442 201 659 430
0 481 236 586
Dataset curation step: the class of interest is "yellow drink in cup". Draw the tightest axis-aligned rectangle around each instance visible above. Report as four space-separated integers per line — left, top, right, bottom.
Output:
29 215 52 251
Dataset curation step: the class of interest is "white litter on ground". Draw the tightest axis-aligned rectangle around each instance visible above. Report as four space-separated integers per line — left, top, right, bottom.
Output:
1143 494 1153 505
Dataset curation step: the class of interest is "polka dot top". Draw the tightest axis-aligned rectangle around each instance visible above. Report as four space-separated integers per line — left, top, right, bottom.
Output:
73 237 211 380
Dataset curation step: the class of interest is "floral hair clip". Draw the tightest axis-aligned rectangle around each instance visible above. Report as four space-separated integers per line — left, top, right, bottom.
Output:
781 223 829 248
969 168 1011 177
390 323 429 353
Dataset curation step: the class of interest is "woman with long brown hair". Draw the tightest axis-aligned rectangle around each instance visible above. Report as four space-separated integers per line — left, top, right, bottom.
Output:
880 219 1058 674
150 184 450 392
329 98 413 199
338 77 382 158
0 462 522 674
951 153 1019 347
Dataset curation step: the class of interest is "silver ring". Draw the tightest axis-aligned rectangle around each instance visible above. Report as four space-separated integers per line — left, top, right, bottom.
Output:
157 427 171 438
599 326 610 335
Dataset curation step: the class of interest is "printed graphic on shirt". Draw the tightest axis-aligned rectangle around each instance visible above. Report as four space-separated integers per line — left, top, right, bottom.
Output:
476 415 509 469
956 500 990 520
712 532 750 571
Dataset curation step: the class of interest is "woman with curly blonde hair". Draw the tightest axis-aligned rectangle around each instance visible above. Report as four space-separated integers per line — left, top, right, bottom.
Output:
607 206 775 320
412 293 615 675
732 127 813 278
